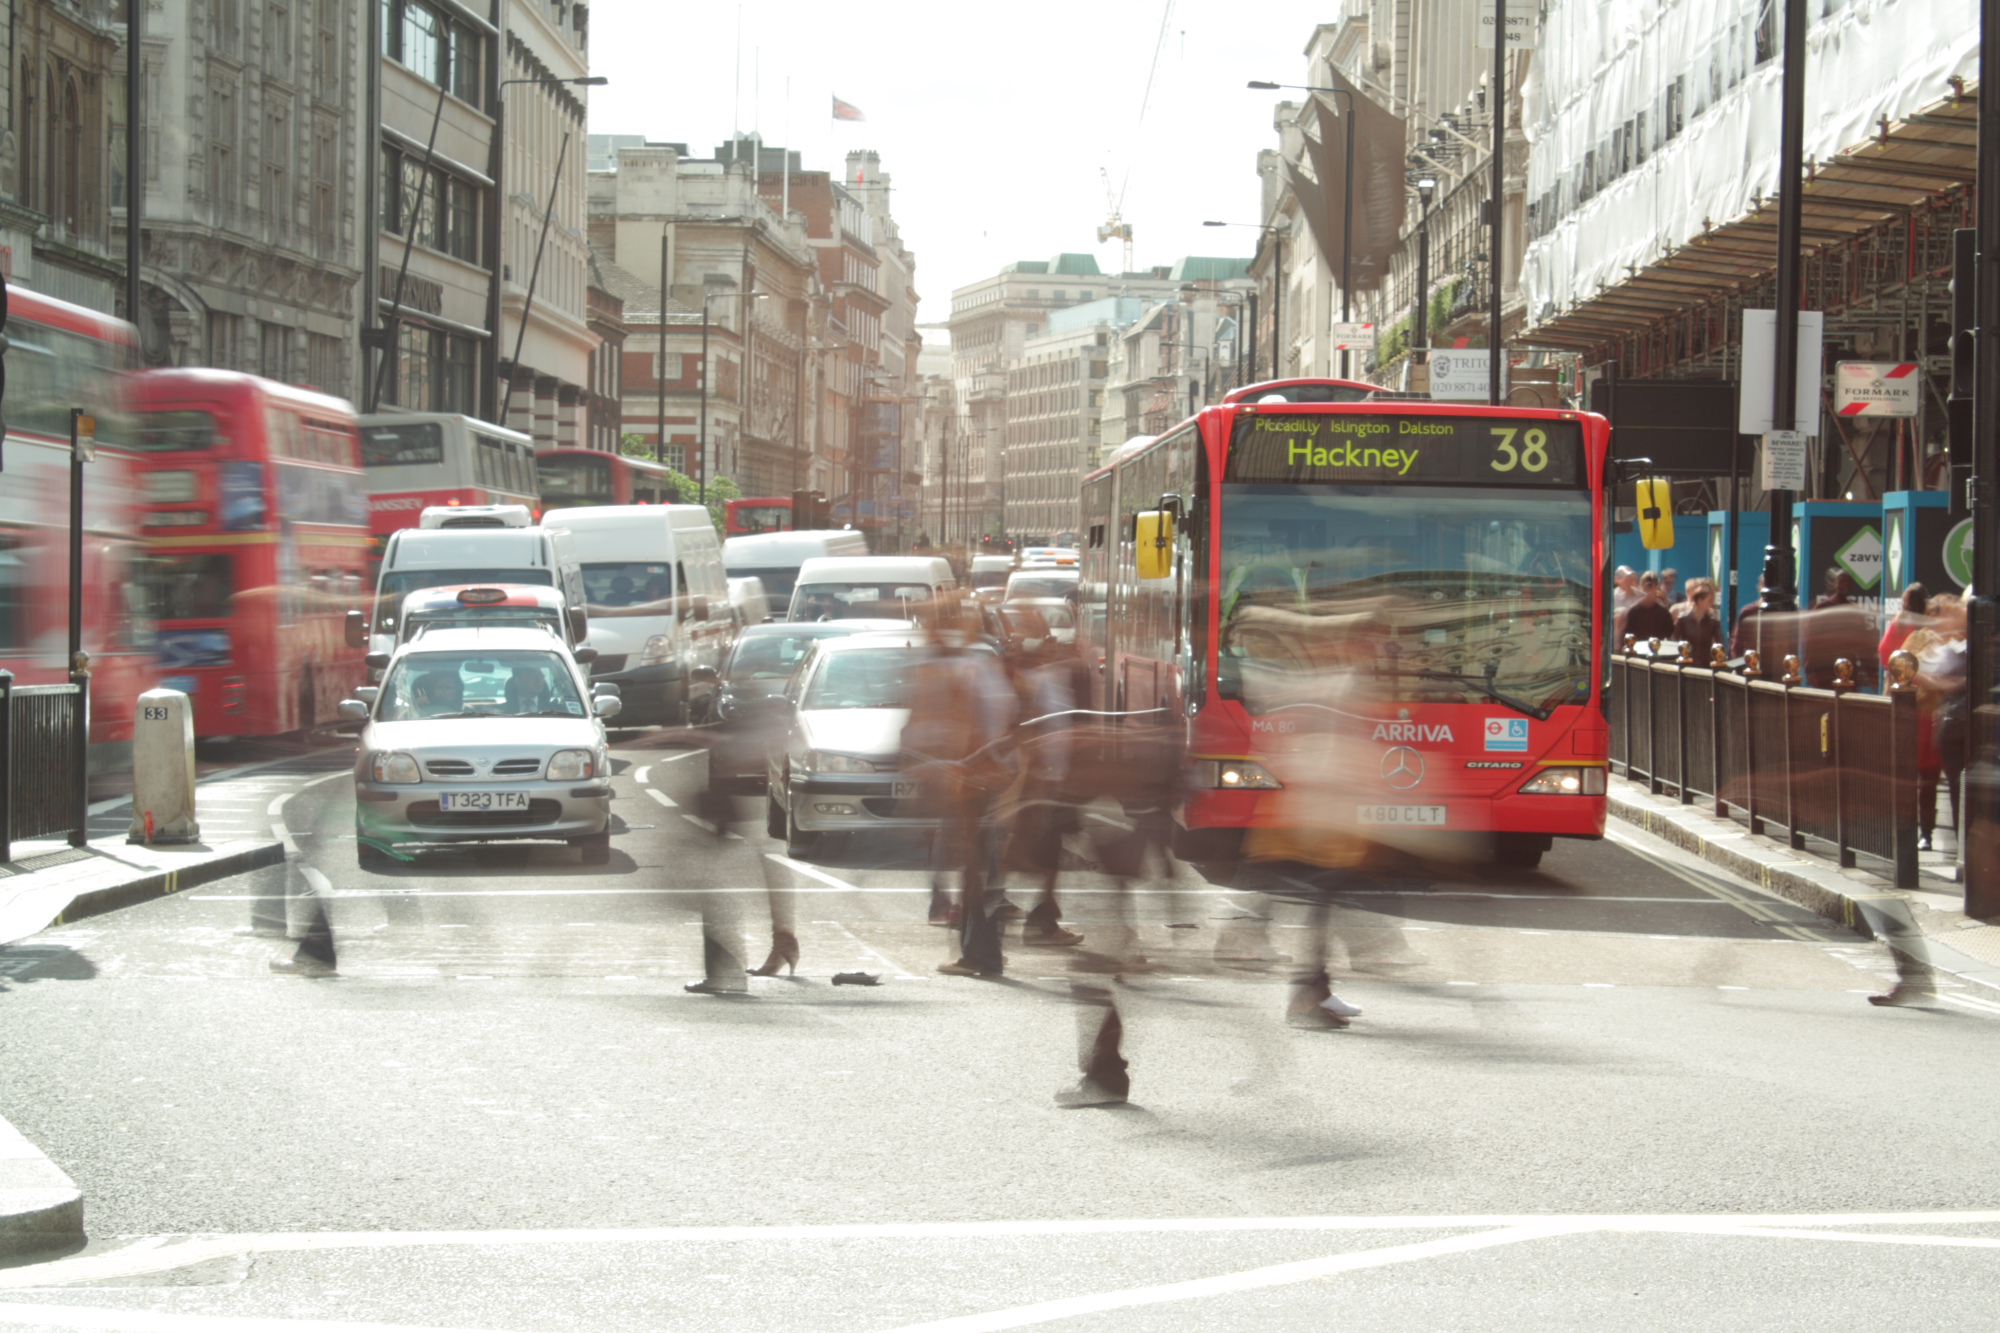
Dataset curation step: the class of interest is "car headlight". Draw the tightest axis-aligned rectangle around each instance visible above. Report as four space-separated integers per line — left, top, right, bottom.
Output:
638 634 673 666
546 749 594 781
371 751 421 784
1518 766 1606 795
1191 759 1283 790
804 750 876 774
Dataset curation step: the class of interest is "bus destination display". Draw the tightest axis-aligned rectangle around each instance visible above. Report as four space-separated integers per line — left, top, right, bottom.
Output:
1226 413 1585 487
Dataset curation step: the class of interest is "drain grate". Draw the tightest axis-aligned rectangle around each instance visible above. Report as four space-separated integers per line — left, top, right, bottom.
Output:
0 847 95 876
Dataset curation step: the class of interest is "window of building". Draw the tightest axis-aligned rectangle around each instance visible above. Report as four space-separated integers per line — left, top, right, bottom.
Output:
315 0 341 100
208 75 238 228
307 333 345 396
387 324 480 413
383 0 483 103
211 0 240 55
267 3 292 69
381 144 480 262
206 311 242 368
312 114 338 249
265 96 291 238
260 321 288 380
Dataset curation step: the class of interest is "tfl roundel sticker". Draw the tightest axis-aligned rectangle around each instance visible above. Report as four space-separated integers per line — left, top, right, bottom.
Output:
1485 718 1530 752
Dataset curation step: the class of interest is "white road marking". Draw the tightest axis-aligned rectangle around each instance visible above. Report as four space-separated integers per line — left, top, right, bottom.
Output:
809 917 918 979
874 1223 1596 1333
633 766 652 785
765 854 859 891
301 867 333 896
189 885 1228 901
645 788 677 809
5 1212 2000 1292
0 1304 517 1333
656 749 703 762
678 813 741 838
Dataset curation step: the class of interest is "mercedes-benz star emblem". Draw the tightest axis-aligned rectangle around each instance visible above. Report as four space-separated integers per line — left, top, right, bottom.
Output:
1381 746 1425 790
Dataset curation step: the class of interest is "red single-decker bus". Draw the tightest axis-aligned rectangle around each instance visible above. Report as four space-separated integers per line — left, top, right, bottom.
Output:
1080 378 1610 869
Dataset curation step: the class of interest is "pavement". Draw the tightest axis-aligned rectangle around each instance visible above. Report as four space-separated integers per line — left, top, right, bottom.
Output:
1 743 1998 1329
0 747 353 949
1607 774 2000 1003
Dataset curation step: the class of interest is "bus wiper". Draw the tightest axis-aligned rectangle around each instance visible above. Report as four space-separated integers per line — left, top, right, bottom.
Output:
1392 668 1552 721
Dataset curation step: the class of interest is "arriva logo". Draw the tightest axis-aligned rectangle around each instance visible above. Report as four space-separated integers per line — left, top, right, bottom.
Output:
1371 723 1455 743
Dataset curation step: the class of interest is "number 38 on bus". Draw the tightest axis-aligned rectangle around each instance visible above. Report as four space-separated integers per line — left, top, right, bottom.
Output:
1080 378 1611 871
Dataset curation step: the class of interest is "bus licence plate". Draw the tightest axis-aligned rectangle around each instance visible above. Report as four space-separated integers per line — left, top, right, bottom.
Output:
1356 804 1446 826
892 781 923 799
438 791 532 812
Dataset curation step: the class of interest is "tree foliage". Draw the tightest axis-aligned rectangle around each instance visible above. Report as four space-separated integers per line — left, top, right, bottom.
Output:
619 433 739 532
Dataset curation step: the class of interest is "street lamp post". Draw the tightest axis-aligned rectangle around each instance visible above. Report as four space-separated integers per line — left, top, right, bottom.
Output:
1204 219 1287 381
1248 81 1356 378
1413 178 1436 369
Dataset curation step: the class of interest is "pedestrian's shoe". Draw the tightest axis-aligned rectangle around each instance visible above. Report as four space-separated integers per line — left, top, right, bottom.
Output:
937 959 1002 978
749 930 800 977
1054 1076 1129 1108
995 898 1026 922
1917 833 1935 852
1319 993 1363 1018
269 956 335 978
1023 925 1084 948
928 893 953 927
1868 984 1937 1007
684 979 750 995
1287 1005 1351 1030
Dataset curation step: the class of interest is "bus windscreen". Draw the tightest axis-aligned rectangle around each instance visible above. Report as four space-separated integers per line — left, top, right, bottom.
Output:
538 453 611 507
361 423 444 467
1227 413 1585 488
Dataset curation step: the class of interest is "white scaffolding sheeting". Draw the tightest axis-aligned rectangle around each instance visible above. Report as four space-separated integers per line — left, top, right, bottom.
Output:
1521 0 1977 329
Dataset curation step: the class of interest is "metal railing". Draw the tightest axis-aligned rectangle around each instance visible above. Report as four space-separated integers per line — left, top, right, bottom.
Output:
0 669 90 863
1610 640 1920 888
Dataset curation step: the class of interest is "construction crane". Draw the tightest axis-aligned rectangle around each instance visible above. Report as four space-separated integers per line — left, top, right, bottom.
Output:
1098 167 1134 274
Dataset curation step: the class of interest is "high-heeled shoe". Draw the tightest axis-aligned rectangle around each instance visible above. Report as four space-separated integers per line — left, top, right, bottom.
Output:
749 929 800 977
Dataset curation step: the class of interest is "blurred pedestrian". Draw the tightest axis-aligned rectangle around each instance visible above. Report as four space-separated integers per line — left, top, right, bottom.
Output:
1908 592 1968 851
1673 577 1722 661
1624 571 1675 643
904 620 1017 977
1879 582 1930 665
1612 566 1641 641
1802 569 1877 689
997 616 1086 949
1659 568 1680 613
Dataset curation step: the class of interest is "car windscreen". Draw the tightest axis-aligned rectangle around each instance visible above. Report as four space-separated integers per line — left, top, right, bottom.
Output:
970 569 1010 589
789 581 934 621
402 609 561 642
376 650 586 720
727 565 801 604
1006 575 1078 600
374 568 554 629
581 561 672 614
726 629 851 680
801 647 923 710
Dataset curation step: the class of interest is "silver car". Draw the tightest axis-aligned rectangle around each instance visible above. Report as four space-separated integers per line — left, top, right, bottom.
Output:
343 625 620 865
766 632 934 858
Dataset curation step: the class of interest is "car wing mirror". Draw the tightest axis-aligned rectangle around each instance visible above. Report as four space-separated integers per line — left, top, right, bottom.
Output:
594 693 623 719
572 645 598 665
364 652 390 671
345 609 368 648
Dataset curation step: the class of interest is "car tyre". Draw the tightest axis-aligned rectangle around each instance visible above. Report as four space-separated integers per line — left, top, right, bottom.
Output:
576 831 612 864
357 829 391 869
767 792 787 840
784 803 818 859
1493 833 1547 869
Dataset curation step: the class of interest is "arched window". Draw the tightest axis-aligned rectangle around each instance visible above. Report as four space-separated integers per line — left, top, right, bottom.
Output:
59 77 83 235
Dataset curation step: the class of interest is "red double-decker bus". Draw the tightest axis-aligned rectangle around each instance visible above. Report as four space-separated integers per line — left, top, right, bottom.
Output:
129 370 371 739
725 496 791 536
1081 378 1609 869
535 448 679 509
0 287 147 766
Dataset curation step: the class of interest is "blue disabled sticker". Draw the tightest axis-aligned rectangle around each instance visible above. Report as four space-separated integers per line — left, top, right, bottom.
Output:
1485 717 1530 752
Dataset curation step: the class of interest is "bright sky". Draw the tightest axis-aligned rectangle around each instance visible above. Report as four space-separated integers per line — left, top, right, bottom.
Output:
585 0 1333 324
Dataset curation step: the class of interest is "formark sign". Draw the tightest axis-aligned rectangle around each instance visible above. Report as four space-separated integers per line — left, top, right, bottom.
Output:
1834 362 1920 417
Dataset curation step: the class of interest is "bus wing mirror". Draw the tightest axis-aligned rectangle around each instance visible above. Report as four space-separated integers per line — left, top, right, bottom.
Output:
1636 476 1675 550
1134 511 1174 580
345 609 368 649
692 595 710 621
568 607 587 642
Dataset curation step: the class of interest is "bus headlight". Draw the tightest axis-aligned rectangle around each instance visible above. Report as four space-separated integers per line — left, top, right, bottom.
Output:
638 634 673 666
1518 766 1605 796
1192 759 1283 790
546 749 594 781
370 752 421 784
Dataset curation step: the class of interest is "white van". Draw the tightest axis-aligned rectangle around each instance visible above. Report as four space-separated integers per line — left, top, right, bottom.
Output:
362 525 586 660
723 529 870 616
549 505 731 726
786 555 958 624
418 504 533 529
